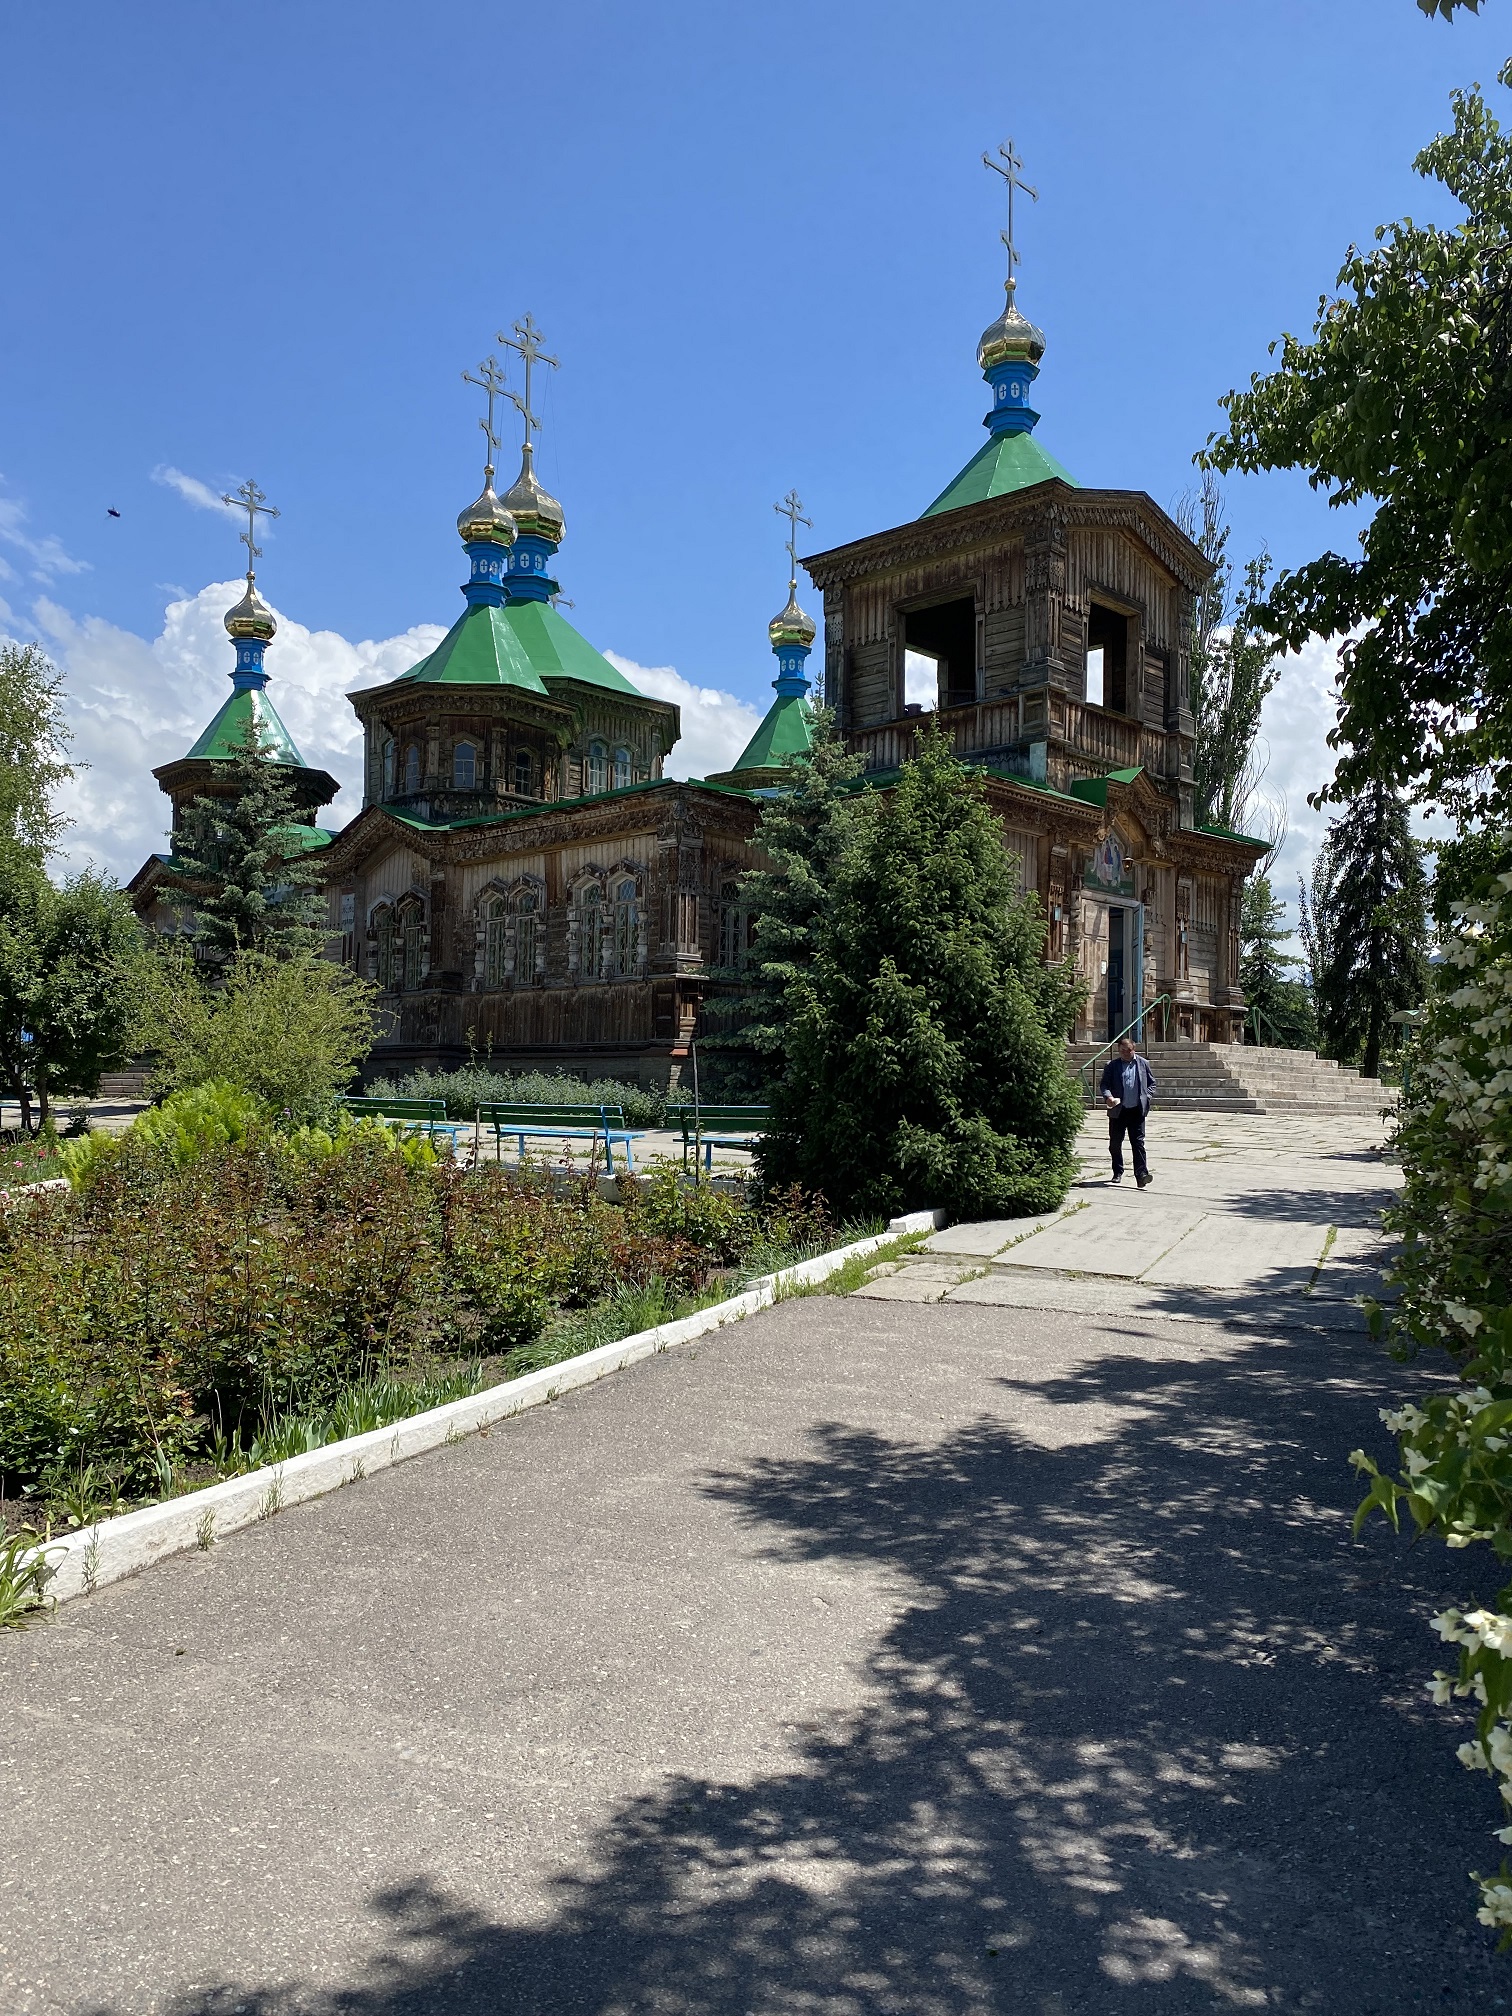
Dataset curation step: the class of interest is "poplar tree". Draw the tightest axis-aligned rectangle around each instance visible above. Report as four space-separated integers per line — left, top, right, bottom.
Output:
756 725 1083 1220
161 722 329 959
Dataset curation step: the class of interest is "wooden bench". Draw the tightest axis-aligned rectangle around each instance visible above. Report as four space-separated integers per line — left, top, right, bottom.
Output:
338 1096 469 1149
676 1104 769 1174
478 1102 642 1175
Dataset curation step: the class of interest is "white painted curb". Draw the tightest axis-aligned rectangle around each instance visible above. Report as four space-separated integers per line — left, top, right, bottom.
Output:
23 1212 942 1610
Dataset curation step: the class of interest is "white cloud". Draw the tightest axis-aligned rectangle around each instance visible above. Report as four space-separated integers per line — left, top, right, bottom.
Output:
7 583 443 883
0 493 88 582
606 653 763 780
151 466 242 519
11 590 761 885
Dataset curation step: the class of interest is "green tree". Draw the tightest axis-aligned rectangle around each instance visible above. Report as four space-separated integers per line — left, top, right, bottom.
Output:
132 945 378 1124
739 706 869 1079
1239 874 1319 1050
0 640 75 863
161 721 329 958
1202 69 1512 825
756 725 1083 1220
1174 474 1283 834
0 853 143 1131
1310 779 1430 1076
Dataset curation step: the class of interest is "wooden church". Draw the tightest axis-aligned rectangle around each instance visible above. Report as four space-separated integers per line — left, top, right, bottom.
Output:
132 209 1264 1083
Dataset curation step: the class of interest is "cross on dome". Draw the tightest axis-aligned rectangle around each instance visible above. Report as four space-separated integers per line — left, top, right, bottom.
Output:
982 137 1038 298
497 312 559 455
222 477 279 585
461 355 510 486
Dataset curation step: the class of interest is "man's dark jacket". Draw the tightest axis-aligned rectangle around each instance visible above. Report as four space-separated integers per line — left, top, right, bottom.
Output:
1098 1054 1157 1115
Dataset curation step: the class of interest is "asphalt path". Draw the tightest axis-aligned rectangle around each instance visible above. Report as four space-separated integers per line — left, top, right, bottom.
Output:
2 1277 1506 2011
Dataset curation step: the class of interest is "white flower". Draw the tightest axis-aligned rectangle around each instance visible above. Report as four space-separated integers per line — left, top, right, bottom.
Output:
1383 1404 1428 1433
1404 1448 1433 1478
1446 1303 1485 1335
1429 1673 1456 1705
1458 1739 1491 1773
1434 1609 1469 1643
1465 1610 1512 1655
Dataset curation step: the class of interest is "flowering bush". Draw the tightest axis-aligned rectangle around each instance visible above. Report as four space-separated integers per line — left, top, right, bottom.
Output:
1352 861 1512 1938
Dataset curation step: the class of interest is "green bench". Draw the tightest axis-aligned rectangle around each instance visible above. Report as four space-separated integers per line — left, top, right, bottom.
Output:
338 1096 469 1149
676 1103 769 1174
478 1101 642 1175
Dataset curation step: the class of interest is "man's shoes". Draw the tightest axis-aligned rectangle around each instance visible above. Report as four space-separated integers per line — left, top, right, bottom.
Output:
1136 1173 1153 1189
1110 1172 1122 1185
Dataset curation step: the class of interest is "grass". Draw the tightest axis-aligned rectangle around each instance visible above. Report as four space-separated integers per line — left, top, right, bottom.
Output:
0 1135 64 1189
0 1527 58 1628
221 1364 492 1472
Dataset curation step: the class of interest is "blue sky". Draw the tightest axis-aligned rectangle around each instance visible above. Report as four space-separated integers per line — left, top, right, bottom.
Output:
0 0 1505 883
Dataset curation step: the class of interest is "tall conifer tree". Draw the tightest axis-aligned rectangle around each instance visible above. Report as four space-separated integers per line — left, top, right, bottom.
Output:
1311 779 1430 1076
756 725 1083 1220
161 722 328 959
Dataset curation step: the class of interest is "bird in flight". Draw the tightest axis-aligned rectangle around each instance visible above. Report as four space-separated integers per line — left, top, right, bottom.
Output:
106 507 120 518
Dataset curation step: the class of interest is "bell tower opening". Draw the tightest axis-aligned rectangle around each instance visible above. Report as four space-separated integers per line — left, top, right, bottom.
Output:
902 597 977 712
1086 602 1131 714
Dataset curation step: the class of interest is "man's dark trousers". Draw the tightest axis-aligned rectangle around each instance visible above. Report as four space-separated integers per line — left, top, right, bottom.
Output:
1108 1105 1148 1182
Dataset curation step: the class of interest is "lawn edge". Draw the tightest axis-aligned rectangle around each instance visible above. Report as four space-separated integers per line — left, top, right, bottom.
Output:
23 1211 942 1610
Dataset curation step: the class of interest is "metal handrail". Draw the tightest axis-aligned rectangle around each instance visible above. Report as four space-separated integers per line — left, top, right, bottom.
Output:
1078 993 1174 1082
1247 1003 1275 1048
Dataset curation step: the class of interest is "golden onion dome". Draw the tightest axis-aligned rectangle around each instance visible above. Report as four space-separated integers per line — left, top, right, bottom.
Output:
768 583 817 650
456 480 517 549
224 576 277 642
501 441 565 544
977 281 1046 371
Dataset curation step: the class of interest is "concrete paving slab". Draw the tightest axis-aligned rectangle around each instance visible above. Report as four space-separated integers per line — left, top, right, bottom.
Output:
1140 1213 1332 1292
947 1268 1371 1331
990 1199 1205 1279
921 1212 1062 1256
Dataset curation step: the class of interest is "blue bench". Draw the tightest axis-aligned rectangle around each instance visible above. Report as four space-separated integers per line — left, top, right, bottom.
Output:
338 1095 469 1149
478 1101 642 1175
676 1103 769 1174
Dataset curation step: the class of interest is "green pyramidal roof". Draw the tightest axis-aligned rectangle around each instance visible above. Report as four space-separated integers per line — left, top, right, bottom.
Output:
397 598 640 696
186 686 308 766
499 599 640 694
729 692 813 774
399 602 550 691
922 431 1078 518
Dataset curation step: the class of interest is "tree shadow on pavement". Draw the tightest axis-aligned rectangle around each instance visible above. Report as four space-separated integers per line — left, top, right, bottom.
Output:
91 1324 1506 2016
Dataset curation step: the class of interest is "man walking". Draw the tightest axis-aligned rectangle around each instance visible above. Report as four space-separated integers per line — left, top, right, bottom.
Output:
1098 1034 1155 1189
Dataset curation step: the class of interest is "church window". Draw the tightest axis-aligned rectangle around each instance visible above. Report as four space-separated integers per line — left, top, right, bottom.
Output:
586 741 609 794
610 877 640 978
403 743 421 794
1086 604 1131 713
399 896 425 990
718 880 749 973
612 746 631 790
484 895 509 987
453 740 477 790
514 888 541 984
578 883 605 978
513 747 535 797
375 906 400 991
381 738 395 796
902 597 977 710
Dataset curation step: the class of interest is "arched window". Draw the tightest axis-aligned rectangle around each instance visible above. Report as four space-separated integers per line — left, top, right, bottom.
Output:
403 744 421 794
484 894 509 987
586 741 609 794
610 876 640 979
375 906 400 991
453 741 477 790
513 747 535 797
578 883 605 978
612 746 632 790
718 880 748 973
514 888 541 984
381 738 395 797
398 895 425 990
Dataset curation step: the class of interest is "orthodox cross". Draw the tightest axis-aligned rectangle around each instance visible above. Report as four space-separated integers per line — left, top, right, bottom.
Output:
774 488 811 582
221 478 279 580
461 355 510 483
982 137 1038 286
497 312 560 451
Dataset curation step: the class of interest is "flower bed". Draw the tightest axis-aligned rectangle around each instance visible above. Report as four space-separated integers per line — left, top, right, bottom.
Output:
0 1095 841 1544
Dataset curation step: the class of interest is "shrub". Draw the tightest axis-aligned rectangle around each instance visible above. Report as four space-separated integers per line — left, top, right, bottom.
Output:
133 946 378 1123
1352 858 1512 1939
381 1064 667 1129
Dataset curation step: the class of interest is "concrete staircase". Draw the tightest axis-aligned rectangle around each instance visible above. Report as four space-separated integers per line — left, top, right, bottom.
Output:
1066 1042 1391 1116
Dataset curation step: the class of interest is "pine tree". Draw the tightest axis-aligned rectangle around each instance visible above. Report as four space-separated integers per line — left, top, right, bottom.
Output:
1311 779 1430 1077
756 723 1083 1220
161 722 328 959
1239 874 1319 1050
